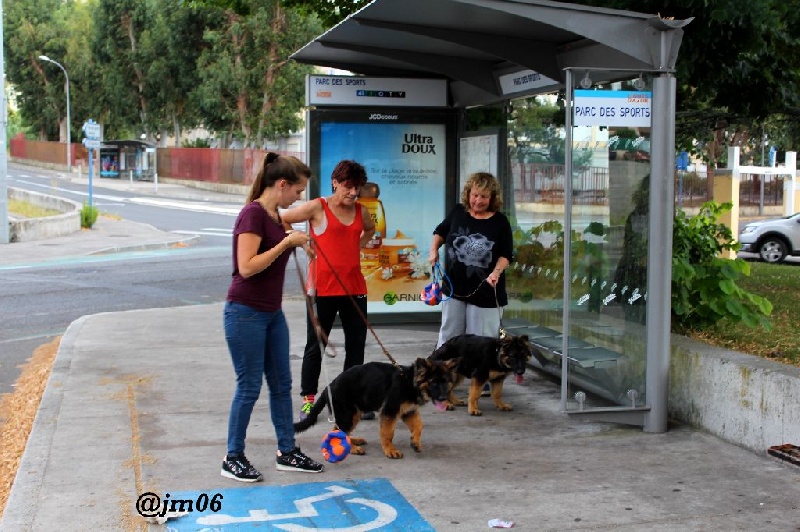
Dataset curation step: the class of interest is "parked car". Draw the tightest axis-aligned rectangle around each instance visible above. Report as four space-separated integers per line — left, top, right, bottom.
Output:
738 212 800 263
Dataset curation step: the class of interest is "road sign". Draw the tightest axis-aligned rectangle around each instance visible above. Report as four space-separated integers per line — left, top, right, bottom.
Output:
676 151 689 171
82 120 102 141
82 139 101 149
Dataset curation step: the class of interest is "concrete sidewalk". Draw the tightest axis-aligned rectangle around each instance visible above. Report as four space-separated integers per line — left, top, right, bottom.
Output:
1 176 799 530
0 216 199 269
1 302 799 530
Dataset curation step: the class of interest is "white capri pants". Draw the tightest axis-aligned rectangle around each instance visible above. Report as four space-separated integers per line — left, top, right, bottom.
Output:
436 298 503 348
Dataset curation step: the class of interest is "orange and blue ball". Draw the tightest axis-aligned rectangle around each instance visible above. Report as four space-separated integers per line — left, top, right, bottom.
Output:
321 430 351 463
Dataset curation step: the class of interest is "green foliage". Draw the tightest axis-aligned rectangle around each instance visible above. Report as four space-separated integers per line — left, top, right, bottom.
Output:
464 104 505 131
193 1 322 146
80 203 99 228
182 138 212 148
700 262 800 365
671 201 772 330
281 0 372 28
507 217 610 307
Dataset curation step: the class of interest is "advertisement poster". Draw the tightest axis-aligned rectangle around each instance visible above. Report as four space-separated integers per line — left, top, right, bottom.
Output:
318 121 447 313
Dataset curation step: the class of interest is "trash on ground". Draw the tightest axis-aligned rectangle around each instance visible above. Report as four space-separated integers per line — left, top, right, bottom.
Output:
488 518 515 528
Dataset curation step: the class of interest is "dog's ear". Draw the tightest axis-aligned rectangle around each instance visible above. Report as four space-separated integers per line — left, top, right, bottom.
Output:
415 357 432 369
444 357 461 371
519 334 529 343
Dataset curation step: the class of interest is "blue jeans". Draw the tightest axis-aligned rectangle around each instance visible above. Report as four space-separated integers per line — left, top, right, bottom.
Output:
224 301 295 455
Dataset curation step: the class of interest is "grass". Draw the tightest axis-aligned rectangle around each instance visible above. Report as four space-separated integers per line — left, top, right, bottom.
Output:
8 199 60 218
685 261 800 367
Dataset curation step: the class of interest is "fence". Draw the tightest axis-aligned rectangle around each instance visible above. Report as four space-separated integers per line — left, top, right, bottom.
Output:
674 170 709 207
9 135 88 168
511 162 609 205
9 136 305 186
738 173 783 206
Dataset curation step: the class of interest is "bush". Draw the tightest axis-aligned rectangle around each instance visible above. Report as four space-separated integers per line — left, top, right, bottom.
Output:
671 201 772 330
81 203 98 228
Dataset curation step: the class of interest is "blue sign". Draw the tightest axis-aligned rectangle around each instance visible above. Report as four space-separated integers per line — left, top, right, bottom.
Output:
676 150 689 171
769 145 777 167
166 478 435 531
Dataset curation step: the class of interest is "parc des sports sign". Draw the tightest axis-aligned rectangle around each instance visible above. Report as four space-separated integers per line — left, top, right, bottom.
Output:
573 90 652 128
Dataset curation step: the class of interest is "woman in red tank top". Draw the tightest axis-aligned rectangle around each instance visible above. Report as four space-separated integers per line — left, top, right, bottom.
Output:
282 160 376 420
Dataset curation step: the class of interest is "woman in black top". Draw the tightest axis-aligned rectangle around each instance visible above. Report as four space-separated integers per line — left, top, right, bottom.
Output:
429 172 513 348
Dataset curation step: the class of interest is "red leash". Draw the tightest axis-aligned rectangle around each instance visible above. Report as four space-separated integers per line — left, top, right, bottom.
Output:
305 235 398 366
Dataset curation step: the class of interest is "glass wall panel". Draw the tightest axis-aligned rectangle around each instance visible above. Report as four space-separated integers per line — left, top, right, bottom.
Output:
505 72 652 412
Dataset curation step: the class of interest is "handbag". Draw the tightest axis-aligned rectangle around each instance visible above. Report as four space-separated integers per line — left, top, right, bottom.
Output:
421 262 452 306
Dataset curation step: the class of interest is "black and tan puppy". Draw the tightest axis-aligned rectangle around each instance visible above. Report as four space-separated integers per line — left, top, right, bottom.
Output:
429 334 532 416
293 358 459 459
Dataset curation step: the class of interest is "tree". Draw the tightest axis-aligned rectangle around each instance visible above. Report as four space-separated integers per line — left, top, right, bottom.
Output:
276 0 371 27
144 2 222 145
193 1 322 147
5 0 73 140
90 0 155 138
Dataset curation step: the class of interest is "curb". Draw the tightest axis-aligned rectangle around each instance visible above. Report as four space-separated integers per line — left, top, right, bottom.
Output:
88 235 201 256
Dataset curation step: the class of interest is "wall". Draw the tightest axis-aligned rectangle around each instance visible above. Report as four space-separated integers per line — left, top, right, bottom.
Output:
7 188 82 242
670 334 800 453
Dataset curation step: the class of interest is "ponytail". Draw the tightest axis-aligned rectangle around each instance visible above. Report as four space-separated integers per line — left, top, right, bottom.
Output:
247 152 310 203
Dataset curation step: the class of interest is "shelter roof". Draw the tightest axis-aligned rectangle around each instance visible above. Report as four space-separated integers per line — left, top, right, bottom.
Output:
291 0 691 107
101 140 155 149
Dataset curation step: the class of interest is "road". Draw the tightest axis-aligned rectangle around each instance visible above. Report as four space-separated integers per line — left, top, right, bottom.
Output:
7 162 242 245
1 164 307 395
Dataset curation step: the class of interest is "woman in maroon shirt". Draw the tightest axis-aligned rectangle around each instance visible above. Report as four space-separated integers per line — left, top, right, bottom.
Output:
221 153 324 482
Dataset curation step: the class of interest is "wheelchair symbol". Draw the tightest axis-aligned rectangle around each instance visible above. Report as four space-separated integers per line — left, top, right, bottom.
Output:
196 485 397 531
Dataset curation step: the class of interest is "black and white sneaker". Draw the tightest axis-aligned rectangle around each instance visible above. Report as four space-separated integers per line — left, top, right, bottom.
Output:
221 454 263 482
276 447 324 473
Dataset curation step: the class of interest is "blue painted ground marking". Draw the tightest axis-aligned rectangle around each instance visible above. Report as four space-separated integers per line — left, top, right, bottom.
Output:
167 477 435 531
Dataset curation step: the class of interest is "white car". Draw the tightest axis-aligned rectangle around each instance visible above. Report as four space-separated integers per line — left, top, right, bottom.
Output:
738 212 800 263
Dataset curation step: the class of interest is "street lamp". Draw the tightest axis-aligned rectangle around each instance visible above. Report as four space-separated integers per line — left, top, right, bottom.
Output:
38 55 71 172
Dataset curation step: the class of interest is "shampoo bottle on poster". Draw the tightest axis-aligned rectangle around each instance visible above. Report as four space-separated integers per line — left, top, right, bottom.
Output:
359 182 385 272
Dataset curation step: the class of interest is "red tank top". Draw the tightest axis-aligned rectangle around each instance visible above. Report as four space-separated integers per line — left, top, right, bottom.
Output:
310 198 367 296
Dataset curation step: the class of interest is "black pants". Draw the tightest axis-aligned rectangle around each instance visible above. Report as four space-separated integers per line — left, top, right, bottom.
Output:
300 294 368 397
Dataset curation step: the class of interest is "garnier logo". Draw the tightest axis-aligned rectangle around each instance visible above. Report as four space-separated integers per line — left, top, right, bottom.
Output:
383 292 399 305
402 133 436 155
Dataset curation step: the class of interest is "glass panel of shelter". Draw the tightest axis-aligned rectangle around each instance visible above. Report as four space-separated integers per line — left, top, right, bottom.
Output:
504 71 651 413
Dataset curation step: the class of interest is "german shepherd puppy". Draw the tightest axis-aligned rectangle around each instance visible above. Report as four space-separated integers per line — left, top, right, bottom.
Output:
293 358 459 459
429 334 532 416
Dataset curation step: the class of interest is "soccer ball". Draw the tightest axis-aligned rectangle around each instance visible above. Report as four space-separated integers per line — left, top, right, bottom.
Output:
320 430 351 463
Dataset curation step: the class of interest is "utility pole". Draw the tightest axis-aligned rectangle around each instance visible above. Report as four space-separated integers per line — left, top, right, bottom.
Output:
0 0 9 245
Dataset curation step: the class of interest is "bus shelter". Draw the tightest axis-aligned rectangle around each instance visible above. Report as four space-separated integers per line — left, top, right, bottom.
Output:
99 140 156 181
292 0 691 433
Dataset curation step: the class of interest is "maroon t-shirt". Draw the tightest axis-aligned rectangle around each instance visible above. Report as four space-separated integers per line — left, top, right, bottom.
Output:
226 201 290 312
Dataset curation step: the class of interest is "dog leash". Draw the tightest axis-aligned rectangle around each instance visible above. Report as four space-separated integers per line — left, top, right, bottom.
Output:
308 234 399 366
447 271 507 339
292 249 338 423
494 284 507 339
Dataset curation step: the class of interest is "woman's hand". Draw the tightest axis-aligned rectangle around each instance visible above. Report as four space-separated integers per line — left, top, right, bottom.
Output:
284 230 310 248
487 265 504 287
429 235 444 267
429 248 439 267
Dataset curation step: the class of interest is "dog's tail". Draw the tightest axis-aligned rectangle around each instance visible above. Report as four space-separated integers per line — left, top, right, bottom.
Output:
293 389 329 433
